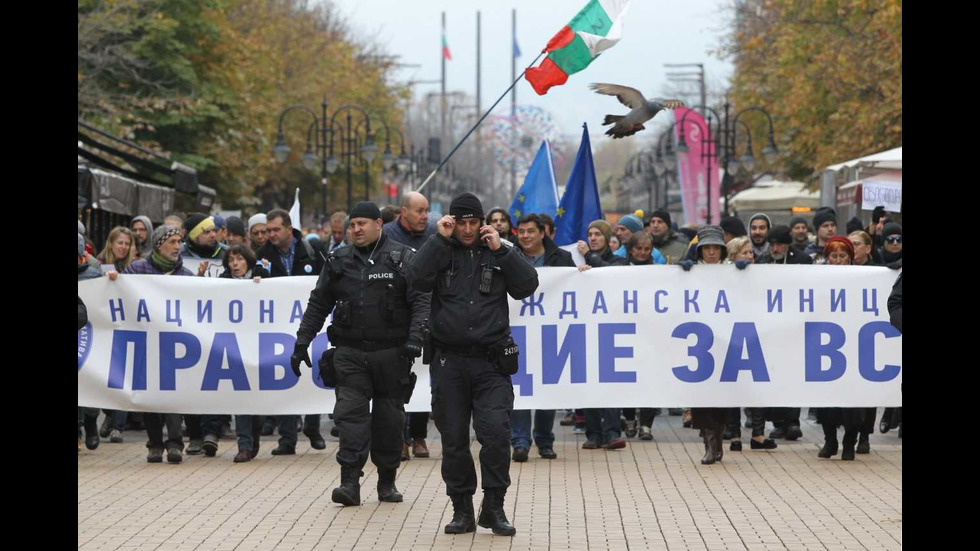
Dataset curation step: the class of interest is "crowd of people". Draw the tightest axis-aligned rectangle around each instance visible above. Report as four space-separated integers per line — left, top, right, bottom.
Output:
79 197 902 469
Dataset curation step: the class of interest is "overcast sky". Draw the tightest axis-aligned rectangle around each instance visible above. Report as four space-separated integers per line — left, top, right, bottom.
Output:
333 0 735 143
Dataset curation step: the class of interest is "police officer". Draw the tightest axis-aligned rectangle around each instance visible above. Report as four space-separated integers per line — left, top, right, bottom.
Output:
406 193 539 536
290 201 430 506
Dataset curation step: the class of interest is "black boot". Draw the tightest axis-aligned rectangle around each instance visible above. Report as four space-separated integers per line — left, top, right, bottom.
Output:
856 434 870 454
331 467 362 506
713 422 725 462
841 430 857 461
444 494 476 534
377 469 403 503
700 428 716 465
818 425 839 458
477 489 517 536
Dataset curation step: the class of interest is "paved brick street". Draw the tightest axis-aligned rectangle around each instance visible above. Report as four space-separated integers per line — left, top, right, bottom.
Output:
78 412 901 551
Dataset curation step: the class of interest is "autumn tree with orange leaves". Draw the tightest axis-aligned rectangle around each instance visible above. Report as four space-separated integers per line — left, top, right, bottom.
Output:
722 0 901 180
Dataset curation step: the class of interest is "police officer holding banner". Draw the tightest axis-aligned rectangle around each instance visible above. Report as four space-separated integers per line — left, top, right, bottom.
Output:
290 201 430 506
407 192 539 536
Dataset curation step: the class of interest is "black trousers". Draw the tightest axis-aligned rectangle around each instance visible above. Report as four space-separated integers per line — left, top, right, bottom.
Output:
333 346 406 473
622 408 657 427
405 412 430 441
690 408 728 431
726 408 766 438
431 351 514 496
769 407 802 428
144 413 184 450
819 408 862 446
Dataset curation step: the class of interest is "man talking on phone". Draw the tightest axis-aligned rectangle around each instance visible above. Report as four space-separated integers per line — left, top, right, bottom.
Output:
406 192 539 536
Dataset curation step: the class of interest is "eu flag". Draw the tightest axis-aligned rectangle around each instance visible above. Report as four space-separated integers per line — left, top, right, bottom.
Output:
509 141 558 222
554 124 603 245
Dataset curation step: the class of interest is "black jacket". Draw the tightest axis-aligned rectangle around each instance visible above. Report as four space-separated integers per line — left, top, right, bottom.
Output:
407 235 539 347
78 296 88 331
218 265 271 279
383 219 437 251
888 273 902 334
539 236 576 267
585 247 629 267
755 245 813 265
256 228 327 277
296 234 430 347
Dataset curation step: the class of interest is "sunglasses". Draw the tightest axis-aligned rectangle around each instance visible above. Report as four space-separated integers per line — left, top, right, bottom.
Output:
885 236 902 244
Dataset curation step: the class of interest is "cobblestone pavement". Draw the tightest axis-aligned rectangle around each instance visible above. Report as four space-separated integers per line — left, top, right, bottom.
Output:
78 410 902 551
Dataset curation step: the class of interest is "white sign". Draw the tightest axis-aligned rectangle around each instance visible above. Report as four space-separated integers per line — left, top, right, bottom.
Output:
78 265 902 413
861 180 903 213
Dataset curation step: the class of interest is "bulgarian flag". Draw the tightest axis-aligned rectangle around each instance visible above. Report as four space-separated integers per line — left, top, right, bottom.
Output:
526 0 631 95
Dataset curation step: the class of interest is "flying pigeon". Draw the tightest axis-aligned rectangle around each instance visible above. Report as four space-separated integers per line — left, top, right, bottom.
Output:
590 83 685 139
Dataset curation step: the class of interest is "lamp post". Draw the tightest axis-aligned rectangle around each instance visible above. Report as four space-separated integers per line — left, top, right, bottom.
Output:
719 102 779 216
271 98 333 220
272 99 383 214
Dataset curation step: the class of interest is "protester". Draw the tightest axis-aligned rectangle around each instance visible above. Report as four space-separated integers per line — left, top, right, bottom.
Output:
510 214 573 461
248 213 268 251
95 227 139 443
212 214 228 246
255 209 327 454
539 213 556 240
487 208 515 244
613 213 644 258
647 209 690 264
621 231 666 439
748 213 771 259
225 216 247 247
816 236 873 459
848 231 877 266
130 216 154 259
120 226 193 463
789 216 810 248
880 222 902 268
806 208 838 264
180 213 227 262
96 227 138 272
576 220 627 450
382 191 437 459
578 220 628 270
78 233 103 451
679 226 734 464
878 221 903 437
327 211 347 251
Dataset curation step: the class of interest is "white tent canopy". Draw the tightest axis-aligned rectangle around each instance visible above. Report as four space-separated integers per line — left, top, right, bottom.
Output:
826 147 902 172
728 178 820 213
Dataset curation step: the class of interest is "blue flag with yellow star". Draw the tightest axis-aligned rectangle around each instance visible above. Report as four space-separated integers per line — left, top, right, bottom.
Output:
509 140 559 224
554 124 603 246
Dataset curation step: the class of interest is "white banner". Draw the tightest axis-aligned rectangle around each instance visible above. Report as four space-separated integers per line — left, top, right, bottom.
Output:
78 266 902 413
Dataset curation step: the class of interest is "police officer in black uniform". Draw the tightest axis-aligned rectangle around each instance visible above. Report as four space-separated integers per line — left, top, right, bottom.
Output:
406 193 539 536
290 201 430 506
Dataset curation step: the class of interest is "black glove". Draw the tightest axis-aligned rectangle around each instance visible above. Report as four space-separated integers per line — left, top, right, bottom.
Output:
734 260 751 270
678 260 695 272
399 340 423 362
290 343 312 377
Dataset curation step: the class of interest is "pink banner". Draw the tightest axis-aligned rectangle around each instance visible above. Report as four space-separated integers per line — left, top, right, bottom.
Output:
674 108 719 225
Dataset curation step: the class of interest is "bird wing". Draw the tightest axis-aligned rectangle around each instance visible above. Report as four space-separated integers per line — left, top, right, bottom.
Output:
653 98 685 109
590 83 646 110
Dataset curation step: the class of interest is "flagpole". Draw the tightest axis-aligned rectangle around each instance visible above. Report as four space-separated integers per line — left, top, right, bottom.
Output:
416 51 544 194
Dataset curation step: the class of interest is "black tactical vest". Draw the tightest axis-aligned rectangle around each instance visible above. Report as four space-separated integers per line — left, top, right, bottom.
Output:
327 239 412 342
